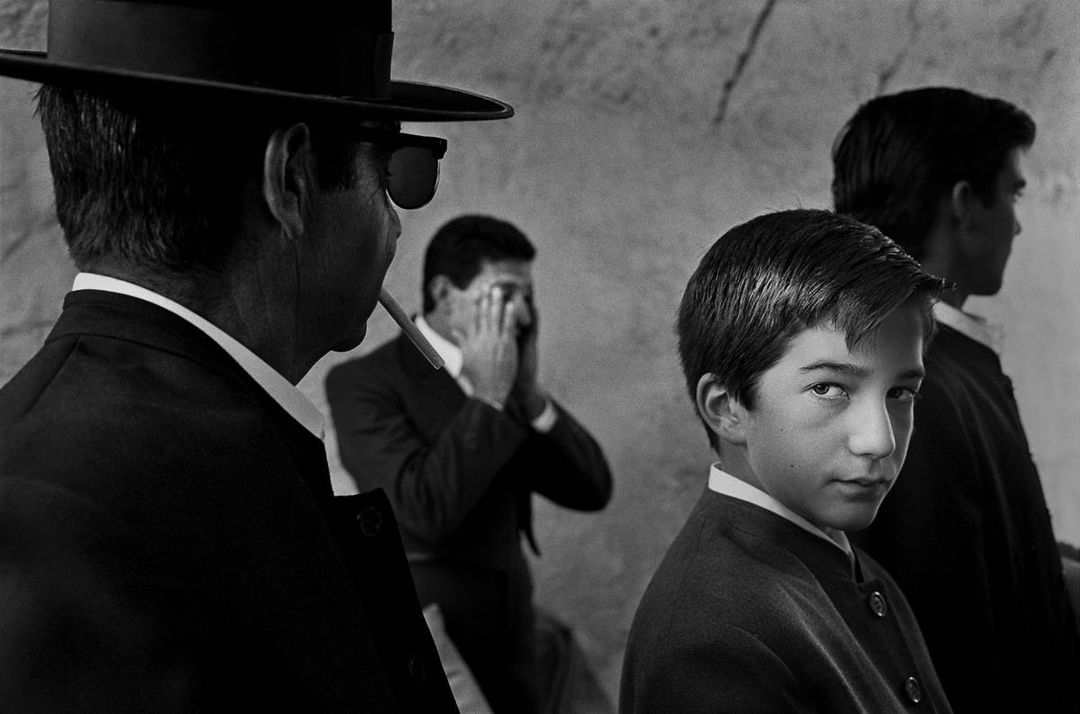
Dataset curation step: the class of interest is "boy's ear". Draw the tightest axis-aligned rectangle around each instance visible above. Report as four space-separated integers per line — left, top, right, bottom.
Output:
695 373 749 446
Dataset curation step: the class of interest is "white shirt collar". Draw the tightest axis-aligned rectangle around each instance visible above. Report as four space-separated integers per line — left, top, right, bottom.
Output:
415 314 464 381
72 273 325 440
707 463 852 557
411 314 557 431
933 301 1004 354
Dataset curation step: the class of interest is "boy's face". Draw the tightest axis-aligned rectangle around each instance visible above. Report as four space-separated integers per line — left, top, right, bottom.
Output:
733 304 926 533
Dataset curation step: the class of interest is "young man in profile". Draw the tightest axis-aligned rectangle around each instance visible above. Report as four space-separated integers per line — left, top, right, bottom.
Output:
621 209 950 713
833 86 1080 713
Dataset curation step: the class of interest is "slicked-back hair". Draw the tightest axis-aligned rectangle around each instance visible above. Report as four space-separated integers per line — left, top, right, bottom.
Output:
36 85 369 274
422 214 536 313
831 86 1035 261
677 209 944 452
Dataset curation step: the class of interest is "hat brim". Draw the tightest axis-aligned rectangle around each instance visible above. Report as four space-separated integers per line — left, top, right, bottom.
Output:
0 49 514 122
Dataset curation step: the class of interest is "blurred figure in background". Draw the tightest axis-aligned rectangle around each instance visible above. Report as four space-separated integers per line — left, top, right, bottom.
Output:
834 86 1080 713
327 214 613 713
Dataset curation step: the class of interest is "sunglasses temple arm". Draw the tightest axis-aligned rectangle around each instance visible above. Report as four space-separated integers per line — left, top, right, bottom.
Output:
378 288 444 370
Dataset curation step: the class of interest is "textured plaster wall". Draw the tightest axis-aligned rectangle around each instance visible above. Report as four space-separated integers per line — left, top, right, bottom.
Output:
3 0 1078 703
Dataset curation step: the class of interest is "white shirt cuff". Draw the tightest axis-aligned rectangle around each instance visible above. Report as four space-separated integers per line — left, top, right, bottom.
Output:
530 399 557 433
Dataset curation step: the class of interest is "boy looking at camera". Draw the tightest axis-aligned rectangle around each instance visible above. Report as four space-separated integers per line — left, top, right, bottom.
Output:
620 209 952 713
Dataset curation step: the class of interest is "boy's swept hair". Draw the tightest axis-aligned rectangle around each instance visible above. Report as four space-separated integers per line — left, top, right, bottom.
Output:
422 214 535 313
677 209 944 451
831 86 1035 261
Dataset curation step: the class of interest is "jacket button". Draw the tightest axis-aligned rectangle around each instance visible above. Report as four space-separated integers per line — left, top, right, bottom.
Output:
904 676 922 704
868 591 887 618
356 506 383 537
407 654 426 681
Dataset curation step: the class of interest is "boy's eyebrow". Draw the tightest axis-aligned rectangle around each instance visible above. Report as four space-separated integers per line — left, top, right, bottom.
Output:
799 361 926 380
799 361 870 377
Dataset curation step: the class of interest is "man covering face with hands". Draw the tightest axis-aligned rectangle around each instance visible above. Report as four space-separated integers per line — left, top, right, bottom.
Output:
326 214 613 714
442 259 539 414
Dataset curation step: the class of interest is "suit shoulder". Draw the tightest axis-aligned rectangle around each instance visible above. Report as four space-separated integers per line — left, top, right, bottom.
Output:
326 337 405 384
633 506 793 639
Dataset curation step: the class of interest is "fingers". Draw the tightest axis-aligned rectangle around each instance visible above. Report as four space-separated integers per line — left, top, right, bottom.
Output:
490 286 506 336
501 292 517 335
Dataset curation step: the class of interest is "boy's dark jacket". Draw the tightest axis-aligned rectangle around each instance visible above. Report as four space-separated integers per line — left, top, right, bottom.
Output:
620 489 952 714
0 290 456 712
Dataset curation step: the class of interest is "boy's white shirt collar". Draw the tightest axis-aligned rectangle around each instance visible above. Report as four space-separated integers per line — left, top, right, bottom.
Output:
708 464 853 558
414 313 556 431
72 272 325 441
933 301 1004 354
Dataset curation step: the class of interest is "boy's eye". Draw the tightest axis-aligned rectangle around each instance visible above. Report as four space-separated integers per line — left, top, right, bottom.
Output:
810 383 848 399
887 386 921 403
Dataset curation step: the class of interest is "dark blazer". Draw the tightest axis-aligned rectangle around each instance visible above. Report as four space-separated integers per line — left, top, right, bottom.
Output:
325 331 612 712
0 290 457 713
852 325 1080 713
620 489 952 714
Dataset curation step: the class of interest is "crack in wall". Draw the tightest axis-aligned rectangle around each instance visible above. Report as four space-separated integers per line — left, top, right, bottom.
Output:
876 0 922 95
713 0 778 126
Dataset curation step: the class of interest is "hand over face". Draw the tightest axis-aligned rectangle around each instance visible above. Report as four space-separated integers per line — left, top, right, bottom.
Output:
513 295 539 394
453 286 520 407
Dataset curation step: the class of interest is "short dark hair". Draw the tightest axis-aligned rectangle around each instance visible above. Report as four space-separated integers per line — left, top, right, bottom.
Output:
831 86 1035 260
421 215 536 312
677 209 944 452
36 85 369 275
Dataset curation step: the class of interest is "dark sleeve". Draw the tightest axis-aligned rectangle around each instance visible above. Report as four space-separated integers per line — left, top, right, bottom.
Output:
620 624 808 714
851 375 997 703
0 481 200 713
513 400 613 511
326 363 532 544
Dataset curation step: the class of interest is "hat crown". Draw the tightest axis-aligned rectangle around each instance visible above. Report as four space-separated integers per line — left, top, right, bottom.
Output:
48 0 394 98
0 0 513 121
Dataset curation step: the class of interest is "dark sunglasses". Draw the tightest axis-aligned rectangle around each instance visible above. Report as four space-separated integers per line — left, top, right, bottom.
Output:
351 127 448 210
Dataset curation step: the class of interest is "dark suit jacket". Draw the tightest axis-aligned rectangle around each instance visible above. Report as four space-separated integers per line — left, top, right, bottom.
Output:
852 325 1080 713
0 290 457 713
620 490 952 714
325 331 612 711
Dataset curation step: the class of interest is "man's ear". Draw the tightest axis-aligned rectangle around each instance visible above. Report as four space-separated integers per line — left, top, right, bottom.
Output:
949 180 979 229
427 275 454 312
695 373 749 446
262 123 314 243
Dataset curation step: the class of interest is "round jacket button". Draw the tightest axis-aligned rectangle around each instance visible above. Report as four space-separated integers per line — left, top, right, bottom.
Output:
356 506 383 537
904 676 922 704
868 591 887 618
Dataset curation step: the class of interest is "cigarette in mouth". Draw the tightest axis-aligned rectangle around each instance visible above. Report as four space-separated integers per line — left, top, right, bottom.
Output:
378 288 444 370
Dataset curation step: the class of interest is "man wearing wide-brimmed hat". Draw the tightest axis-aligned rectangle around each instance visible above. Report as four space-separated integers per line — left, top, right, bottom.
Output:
0 1 512 710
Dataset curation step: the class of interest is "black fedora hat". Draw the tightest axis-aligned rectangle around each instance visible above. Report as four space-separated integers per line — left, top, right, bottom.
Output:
0 0 513 121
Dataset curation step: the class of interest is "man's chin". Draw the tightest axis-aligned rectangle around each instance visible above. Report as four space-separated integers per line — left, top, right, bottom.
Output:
331 322 369 353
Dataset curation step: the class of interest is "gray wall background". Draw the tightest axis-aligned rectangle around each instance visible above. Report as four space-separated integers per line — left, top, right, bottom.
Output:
3 0 1078 701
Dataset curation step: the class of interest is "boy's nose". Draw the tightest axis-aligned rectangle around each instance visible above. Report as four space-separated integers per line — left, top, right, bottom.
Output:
848 402 897 460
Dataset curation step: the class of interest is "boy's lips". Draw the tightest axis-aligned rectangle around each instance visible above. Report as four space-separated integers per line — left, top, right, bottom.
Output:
835 477 893 490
